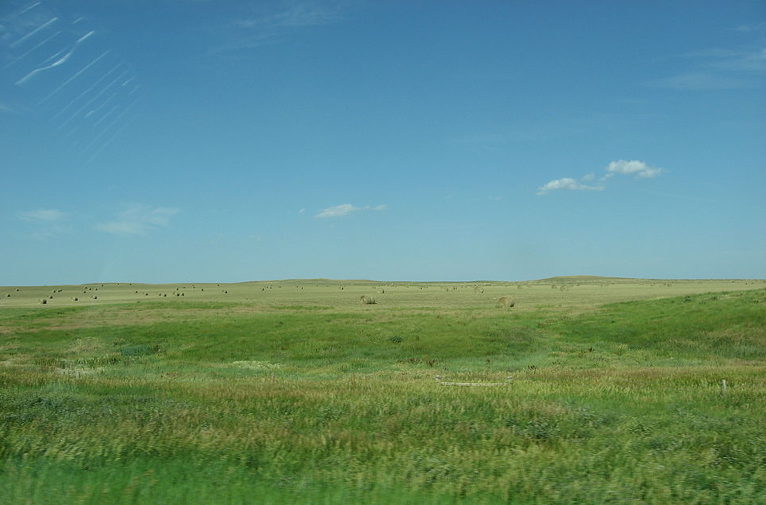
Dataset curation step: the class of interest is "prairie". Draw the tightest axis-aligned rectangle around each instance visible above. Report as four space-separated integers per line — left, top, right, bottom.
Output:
1 277 765 504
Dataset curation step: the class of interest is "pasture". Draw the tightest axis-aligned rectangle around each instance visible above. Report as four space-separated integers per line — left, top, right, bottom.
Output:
1 277 765 504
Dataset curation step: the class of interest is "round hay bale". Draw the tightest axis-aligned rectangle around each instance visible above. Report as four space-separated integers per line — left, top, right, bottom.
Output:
496 296 515 308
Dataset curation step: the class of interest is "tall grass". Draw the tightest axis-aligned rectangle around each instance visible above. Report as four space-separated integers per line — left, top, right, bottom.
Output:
0 283 764 504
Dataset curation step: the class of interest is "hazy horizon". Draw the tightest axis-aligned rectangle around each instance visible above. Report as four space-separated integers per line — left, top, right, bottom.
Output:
4 274 766 288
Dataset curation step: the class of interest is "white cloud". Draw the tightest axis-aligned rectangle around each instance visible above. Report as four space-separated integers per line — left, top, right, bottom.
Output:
97 205 178 235
213 2 342 53
17 208 70 240
734 23 766 33
315 203 387 218
649 46 765 90
648 72 750 90
536 178 604 195
317 203 357 218
235 2 340 30
707 48 766 73
18 208 65 221
605 160 662 179
537 159 663 195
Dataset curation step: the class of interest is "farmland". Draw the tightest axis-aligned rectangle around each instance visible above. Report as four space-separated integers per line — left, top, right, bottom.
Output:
1 277 765 504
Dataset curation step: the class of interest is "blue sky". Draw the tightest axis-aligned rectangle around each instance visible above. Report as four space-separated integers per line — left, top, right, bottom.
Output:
1 0 765 284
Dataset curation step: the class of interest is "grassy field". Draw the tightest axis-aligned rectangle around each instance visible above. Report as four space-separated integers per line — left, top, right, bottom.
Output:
1 277 765 504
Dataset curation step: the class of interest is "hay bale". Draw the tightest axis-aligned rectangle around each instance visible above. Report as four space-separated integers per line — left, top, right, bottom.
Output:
496 296 515 308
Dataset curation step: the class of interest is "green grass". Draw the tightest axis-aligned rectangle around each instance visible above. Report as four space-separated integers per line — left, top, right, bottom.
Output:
1 279 765 504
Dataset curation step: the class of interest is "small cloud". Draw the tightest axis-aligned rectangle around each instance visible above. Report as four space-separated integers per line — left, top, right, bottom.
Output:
537 159 663 195
536 178 604 195
315 203 387 218
648 72 751 90
298 208 306 214
17 208 69 240
214 2 342 53
605 160 662 179
97 205 178 235
710 47 766 73
317 203 357 218
734 22 766 33
649 46 765 90
235 2 340 30
18 208 65 222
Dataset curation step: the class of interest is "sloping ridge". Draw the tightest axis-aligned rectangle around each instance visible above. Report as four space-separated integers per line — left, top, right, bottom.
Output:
541 275 632 282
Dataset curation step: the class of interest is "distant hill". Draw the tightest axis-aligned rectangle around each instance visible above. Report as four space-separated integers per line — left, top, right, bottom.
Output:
540 275 632 282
